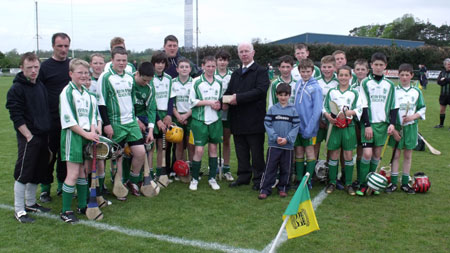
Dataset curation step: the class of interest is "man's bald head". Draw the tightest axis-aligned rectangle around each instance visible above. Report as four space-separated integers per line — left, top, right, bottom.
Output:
237 42 255 66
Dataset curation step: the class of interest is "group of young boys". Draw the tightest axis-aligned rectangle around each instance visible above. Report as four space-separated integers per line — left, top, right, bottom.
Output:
7 37 428 223
259 45 426 199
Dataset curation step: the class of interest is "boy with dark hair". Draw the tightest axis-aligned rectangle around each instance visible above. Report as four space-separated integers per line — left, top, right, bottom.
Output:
386 64 426 194
6 52 52 223
150 51 174 184
435 58 450 128
293 59 323 189
214 50 234 181
268 55 297 107
357 52 397 196
259 83 300 199
291 44 321 81
188 56 223 191
104 37 136 74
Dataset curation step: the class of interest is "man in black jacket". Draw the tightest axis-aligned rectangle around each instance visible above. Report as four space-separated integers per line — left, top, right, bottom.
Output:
38 32 71 202
6 52 52 223
224 42 270 190
435 58 450 128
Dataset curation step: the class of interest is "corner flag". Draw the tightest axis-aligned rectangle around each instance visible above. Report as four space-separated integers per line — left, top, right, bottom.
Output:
282 174 319 239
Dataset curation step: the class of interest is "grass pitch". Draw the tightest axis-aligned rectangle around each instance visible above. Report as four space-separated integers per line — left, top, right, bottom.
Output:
0 76 449 252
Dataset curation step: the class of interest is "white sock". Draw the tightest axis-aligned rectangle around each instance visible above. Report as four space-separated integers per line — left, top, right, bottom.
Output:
25 183 38 206
14 181 26 213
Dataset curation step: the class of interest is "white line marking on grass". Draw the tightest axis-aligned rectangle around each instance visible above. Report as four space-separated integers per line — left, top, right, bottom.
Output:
262 189 328 253
0 204 259 253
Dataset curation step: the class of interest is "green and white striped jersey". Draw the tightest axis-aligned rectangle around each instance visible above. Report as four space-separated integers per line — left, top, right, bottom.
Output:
268 75 297 107
97 68 136 125
214 69 232 121
60 81 96 131
134 81 157 129
324 87 362 123
317 74 339 101
189 74 222 125
171 76 193 114
291 63 320 81
359 74 396 124
104 62 136 75
152 73 174 111
394 84 426 126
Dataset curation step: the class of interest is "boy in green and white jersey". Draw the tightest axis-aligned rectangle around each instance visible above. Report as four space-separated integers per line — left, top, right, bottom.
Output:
89 53 105 96
214 50 234 181
268 55 297 107
386 64 426 194
350 59 369 187
291 44 321 81
357 52 397 196
150 51 175 179
97 47 147 198
333 50 358 85
172 58 194 162
188 56 223 191
323 66 362 195
314 55 339 158
59 59 99 223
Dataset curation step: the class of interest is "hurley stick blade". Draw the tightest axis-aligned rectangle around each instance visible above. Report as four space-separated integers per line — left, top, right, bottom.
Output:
141 155 160 197
325 101 340 146
112 162 128 198
418 133 441 155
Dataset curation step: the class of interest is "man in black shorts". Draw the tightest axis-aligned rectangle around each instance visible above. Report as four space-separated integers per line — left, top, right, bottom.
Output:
435 58 450 129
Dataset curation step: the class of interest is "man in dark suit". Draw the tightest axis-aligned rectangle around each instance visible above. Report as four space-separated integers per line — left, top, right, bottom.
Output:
223 42 270 190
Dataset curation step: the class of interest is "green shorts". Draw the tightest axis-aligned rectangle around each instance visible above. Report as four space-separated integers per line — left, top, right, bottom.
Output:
112 121 143 144
294 134 316 147
327 125 357 151
61 128 89 163
388 124 418 150
191 119 223 146
361 122 389 146
222 119 230 129
316 127 327 143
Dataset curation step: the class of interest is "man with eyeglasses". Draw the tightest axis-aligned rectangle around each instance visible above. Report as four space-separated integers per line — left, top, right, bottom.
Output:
223 42 270 191
38 32 71 203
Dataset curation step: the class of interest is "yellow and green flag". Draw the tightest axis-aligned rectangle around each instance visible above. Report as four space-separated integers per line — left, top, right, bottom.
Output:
283 174 319 239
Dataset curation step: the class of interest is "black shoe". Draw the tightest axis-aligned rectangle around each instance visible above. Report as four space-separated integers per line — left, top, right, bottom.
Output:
434 124 443 128
229 181 248 188
102 184 110 195
385 183 398 193
252 184 260 191
336 180 345 190
326 184 336 194
56 189 63 196
15 211 35 223
60 211 79 223
351 180 360 189
25 203 51 213
39 192 52 203
401 184 416 194
77 207 87 215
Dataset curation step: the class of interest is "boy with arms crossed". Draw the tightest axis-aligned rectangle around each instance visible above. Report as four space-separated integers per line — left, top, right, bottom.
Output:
6 52 52 223
386 64 426 194
214 50 234 181
60 59 99 222
357 52 397 196
323 66 362 195
293 59 323 189
259 83 300 199
188 56 223 191
172 58 194 163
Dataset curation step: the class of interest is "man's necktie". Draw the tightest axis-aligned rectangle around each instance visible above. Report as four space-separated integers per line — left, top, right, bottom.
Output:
242 67 248 74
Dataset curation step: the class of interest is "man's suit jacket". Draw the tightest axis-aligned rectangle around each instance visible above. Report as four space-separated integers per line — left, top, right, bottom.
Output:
225 62 270 135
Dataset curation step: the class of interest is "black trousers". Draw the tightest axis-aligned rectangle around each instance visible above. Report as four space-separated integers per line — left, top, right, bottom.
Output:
260 147 292 195
14 133 49 184
42 127 67 185
233 133 265 185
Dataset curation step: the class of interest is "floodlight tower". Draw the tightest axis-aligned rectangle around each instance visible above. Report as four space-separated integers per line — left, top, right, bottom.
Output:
184 0 194 51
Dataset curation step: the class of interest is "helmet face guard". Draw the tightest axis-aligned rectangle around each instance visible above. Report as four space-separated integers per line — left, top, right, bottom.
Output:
314 160 328 182
413 172 431 193
84 136 123 160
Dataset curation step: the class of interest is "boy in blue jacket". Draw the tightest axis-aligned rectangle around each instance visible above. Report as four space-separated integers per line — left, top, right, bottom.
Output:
293 59 323 189
259 83 300 199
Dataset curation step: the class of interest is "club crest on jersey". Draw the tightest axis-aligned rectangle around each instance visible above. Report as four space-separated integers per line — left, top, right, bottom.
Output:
142 93 147 98
383 88 387 94
64 114 70 123
347 98 351 104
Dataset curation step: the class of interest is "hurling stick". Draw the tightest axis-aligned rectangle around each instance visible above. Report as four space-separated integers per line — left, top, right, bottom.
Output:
140 154 160 197
156 133 169 188
418 133 441 155
112 159 129 198
325 101 340 146
86 143 104 221
218 142 223 181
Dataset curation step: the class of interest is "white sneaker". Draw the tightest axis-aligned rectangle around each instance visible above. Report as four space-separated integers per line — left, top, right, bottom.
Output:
224 172 234 182
208 178 220 190
189 179 198 191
